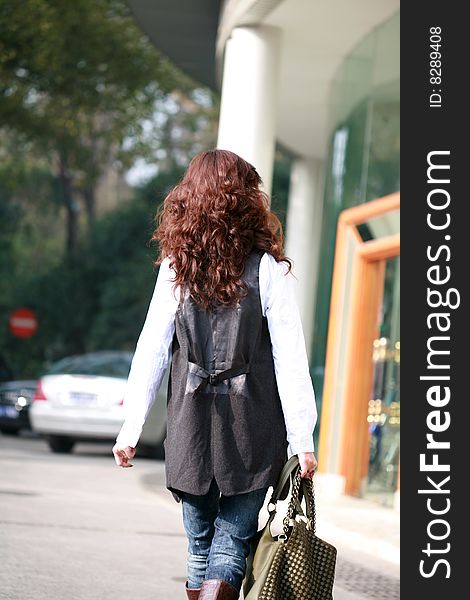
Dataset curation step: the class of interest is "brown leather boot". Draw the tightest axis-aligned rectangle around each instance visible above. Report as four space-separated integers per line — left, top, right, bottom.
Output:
199 579 239 600
185 581 201 599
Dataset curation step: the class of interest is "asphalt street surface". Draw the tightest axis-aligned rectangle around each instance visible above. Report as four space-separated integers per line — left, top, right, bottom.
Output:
0 432 399 600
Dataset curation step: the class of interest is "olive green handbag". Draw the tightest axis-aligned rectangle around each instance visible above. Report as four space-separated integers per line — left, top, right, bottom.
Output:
243 455 337 600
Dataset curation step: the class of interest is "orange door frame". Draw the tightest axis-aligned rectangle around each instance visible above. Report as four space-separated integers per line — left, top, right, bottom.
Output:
318 192 400 496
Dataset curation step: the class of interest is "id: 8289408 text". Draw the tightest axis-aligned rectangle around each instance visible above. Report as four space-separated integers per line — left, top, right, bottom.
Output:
429 26 442 109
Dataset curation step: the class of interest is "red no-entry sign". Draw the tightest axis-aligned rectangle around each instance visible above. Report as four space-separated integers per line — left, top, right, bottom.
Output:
9 308 38 338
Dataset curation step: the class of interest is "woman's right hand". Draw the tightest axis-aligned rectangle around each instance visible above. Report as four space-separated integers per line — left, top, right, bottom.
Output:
112 444 136 468
298 452 318 479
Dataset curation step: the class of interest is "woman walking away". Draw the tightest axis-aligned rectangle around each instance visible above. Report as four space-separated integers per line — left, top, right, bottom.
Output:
112 149 318 600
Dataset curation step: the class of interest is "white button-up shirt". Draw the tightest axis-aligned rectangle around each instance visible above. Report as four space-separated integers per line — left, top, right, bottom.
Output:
115 252 318 455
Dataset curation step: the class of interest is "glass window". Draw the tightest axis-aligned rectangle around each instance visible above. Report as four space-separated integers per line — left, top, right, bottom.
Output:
311 12 400 434
47 353 133 379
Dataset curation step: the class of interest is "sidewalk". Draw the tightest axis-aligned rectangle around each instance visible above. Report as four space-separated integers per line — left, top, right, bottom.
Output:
143 468 400 600
315 489 399 600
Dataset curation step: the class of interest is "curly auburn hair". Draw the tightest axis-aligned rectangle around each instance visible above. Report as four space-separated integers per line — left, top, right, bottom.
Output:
151 149 293 311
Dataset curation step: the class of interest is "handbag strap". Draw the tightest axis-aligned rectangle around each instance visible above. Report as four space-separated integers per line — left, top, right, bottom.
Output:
267 455 318 535
299 475 317 531
283 470 317 535
269 455 299 505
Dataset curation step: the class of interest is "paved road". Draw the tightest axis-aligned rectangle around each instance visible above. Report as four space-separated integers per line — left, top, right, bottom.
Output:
0 432 399 600
1 432 188 600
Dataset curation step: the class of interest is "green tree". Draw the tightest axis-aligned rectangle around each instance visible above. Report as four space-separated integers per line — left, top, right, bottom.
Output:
0 0 194 253
0 165 180 377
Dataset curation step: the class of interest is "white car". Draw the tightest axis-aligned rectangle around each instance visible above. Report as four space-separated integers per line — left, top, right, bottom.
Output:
29 351 168 455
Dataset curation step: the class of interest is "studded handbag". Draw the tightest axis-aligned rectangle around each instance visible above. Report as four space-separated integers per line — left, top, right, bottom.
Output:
243 455 337 600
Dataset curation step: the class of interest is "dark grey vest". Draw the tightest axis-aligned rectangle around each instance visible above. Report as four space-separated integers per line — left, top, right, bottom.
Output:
164 250 288 502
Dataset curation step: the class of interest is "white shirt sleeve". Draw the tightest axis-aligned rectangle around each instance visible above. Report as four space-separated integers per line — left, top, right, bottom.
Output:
259 252 318 454
115 257 179 448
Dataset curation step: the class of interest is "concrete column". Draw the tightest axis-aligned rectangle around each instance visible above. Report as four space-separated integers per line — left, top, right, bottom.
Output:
217 26 282 196
285 158 324 359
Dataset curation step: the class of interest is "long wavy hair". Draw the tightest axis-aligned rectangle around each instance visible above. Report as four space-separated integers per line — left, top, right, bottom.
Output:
151 149 293 311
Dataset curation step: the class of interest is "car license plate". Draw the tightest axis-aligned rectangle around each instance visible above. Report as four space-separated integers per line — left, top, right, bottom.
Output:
0 405 19 418
69 392 98 405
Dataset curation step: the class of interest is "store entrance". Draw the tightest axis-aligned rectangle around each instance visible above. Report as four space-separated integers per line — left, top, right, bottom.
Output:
365 257 400 507
318 192 400 503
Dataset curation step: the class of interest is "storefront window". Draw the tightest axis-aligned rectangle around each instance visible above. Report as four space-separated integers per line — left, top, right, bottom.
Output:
311 12 400 445
366 257 400 506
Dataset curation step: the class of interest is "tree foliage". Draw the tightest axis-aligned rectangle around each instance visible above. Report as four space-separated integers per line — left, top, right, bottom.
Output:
0 173 169 377
0 0 196 251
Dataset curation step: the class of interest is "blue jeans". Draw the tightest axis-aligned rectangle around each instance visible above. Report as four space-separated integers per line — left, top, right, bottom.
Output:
181 478 269 591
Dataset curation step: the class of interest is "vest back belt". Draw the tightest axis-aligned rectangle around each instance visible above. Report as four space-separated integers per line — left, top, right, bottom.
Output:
188 361 251 395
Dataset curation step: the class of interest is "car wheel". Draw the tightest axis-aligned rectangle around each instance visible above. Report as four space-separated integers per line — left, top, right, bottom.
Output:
47 436 75 454
0 426 20 436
